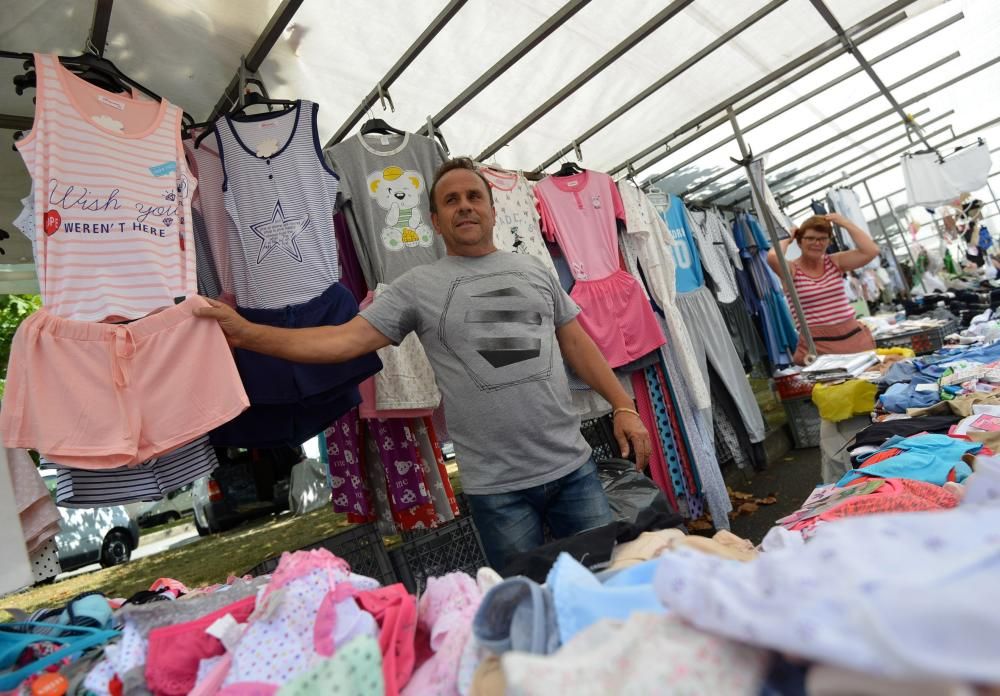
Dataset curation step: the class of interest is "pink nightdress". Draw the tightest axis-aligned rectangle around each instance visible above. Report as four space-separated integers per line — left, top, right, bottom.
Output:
534 170 665 367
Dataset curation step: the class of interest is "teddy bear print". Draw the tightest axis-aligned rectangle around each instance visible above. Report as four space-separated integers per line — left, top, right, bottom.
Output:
366 166 434 250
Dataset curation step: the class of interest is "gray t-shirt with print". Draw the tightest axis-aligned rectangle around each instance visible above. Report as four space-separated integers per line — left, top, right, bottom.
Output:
360 251 592 494
325 132 446 287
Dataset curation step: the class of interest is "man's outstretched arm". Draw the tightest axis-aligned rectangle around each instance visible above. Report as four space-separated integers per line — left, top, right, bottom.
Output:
194 298 392 364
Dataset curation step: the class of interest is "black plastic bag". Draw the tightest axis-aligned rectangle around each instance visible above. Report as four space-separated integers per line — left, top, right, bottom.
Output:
597 458 675 524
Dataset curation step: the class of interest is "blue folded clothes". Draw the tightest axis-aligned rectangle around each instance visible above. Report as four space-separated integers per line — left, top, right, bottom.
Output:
879 381 939 413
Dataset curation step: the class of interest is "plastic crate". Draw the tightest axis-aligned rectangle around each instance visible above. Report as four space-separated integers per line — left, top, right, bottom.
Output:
244 522 397 585
389 516 488 594
773 371 813 400
782 397 821 449
875 320 958 355
580 415 621 461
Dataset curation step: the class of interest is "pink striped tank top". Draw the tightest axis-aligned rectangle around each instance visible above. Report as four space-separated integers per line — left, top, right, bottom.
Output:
790 255 856 327
16 53 196 322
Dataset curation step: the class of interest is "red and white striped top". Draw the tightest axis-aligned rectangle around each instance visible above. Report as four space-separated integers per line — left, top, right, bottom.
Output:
790 255 857 327
16 53 196 322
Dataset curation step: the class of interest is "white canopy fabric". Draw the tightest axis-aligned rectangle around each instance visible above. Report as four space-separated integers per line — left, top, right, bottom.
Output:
0 0 997 289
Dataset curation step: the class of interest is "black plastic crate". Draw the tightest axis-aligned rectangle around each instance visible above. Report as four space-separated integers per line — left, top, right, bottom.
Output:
245 522 397 585
389 516 487 594
580 415 621 461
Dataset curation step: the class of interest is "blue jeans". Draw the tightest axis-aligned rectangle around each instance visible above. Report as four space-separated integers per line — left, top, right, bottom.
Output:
466 458 613 570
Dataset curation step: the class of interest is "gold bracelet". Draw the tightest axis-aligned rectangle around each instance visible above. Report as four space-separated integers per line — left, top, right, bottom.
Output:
612 407 641 419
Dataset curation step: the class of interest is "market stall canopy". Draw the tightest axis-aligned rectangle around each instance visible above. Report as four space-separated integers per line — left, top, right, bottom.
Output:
0 0 997 290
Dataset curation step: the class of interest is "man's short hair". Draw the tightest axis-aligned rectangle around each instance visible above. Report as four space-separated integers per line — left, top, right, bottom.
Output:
429 157 494 214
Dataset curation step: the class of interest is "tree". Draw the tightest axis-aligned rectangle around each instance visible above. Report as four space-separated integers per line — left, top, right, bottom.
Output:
0 294 41 398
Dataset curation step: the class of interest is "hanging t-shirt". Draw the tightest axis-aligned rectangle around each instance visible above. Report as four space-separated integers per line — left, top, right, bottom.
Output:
534 171 665 367
477 165 556 275
16 53 196 322
660 195 704 294
325 133 446 287
359 252 591 495
214 100 340 309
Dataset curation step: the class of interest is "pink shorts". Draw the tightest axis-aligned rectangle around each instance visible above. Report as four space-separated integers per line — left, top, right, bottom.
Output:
0 297 249 469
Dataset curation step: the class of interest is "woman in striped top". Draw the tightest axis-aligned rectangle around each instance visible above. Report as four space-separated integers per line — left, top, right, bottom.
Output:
767 213 879 364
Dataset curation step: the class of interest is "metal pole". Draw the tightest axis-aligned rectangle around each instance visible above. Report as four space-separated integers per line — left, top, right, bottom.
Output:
727 107 816 361
476 0 694 162
532 0 788 172
809 0 938 155
885 196 928 294
208 0 305 120
786 111 1000 215
717 107 941 206
88 0 114 56
327 0 467 145
794 145 1000 219
417 0 590 136
609 1 920 177
636 9 960 189
684 52 958 198
863 181 910 300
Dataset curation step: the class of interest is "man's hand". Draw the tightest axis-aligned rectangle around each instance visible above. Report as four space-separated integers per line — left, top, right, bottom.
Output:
193 297 254 348
613 410 652 470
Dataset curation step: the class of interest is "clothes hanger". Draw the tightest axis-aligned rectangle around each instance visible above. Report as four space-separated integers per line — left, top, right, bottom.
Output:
191 80 294 148
359 117 406 137
7 47 194 128
553 161 583 177
227 85 297 120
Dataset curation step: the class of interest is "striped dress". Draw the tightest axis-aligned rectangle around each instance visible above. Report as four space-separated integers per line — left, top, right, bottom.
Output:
790 256 857 327
16 53 196 322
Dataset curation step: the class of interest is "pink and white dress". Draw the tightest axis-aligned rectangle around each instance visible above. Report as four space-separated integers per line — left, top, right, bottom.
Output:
534 170 665 367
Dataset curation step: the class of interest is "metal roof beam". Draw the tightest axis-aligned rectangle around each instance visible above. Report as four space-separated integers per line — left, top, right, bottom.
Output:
417 0 590 136
682 51 959 197
88 0 114 56
785 113 1000 217
476 0 695 162
637 10 963 189
642 11 961 191
821 145 1000 218
327 0 468 145
778 124 952 209
609 0 921 178
722 108 948 204
208 0 306 120
808 0 938 155
533 0 788 173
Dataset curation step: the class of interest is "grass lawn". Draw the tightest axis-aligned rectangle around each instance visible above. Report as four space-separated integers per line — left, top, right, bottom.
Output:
1 506 353 616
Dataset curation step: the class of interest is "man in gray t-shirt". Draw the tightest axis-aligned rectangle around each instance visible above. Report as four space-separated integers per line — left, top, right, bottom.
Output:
196 158 652 569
